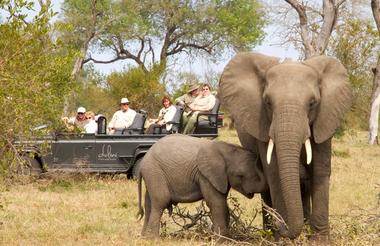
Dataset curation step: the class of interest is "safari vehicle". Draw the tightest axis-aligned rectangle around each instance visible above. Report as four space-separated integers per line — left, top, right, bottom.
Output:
15 99 223 177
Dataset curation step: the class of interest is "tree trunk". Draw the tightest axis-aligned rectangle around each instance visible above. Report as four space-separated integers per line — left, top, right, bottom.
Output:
369 61 380 144
285 0 342 58
369 0 380 144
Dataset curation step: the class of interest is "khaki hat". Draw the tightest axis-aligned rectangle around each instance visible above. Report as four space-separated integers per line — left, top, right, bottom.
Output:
120 97 129 104
77 107 86 113
187 84 199 93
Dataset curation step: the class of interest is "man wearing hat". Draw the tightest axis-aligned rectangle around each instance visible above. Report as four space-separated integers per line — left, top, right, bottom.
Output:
108 97 137 134
175 84 199 113
62 106 88 130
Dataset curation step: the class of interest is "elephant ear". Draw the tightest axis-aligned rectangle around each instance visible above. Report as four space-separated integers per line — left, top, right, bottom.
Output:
219 52 280 142
304 56 353 143
197 142 228 194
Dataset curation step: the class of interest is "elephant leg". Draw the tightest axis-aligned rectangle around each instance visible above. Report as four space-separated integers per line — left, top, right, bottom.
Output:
145 205 164 238
261 190 273 231
301 179 311 224
310 176 330 237
199 177 230 237
141 191 151 235
310 140 331 240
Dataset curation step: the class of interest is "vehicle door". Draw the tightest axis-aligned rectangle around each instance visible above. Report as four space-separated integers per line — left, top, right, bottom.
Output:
50 133 96 170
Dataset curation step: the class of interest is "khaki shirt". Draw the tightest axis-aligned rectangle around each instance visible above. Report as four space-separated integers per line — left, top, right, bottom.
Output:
175 94 197 112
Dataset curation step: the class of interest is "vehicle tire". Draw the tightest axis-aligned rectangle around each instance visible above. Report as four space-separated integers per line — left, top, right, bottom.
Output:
132 158 142 179
18 155 42 175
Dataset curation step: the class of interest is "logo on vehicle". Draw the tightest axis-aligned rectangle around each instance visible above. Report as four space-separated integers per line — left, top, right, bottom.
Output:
98 144 118 160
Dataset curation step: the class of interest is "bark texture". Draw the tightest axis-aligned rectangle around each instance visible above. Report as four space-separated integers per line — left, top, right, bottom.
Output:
285 0 345 58
369 0 380 144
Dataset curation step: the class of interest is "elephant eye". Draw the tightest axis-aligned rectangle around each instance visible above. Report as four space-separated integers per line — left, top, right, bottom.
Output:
264 96 271 107
309 98 317 109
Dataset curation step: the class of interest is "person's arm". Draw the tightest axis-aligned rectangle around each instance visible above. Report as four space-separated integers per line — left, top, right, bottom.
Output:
67 117 76 125
125 110 137 128
163 105 177 123
156 108 165 122
195 95 216 112
175 94 185 106
108 112 117 130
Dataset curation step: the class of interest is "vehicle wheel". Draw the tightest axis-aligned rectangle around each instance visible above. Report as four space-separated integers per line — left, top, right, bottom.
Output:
132 158 142 179
18 155 42 175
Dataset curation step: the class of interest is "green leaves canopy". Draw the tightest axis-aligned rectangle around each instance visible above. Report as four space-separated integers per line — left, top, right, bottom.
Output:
60 0 266 70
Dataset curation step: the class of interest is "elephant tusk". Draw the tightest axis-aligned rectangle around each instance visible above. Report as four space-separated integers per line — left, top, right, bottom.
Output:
267 139 274 165
305 138 312 164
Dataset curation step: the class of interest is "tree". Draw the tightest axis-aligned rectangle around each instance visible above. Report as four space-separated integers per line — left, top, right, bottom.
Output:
329 18 378 131
267 0 346 58
59 0 266 114
60 0 265 73
369 0 380 144
0 0 75 178
106 65 167 117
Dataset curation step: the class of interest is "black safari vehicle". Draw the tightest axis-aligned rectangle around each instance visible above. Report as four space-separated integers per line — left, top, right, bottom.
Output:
16 99 223 177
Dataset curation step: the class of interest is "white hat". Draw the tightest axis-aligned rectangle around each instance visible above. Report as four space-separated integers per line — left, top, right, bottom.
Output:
77 107 86 113
120 97 129 104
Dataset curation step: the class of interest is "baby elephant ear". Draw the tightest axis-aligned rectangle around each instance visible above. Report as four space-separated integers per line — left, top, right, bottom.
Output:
197 143 228 194
304 56 353 143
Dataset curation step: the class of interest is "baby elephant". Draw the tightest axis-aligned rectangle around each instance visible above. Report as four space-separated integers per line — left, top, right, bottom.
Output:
137 134 266 238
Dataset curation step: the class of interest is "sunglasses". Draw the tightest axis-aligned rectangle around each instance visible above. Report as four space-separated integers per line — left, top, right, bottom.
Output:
77 112 85 115
121 103 129 105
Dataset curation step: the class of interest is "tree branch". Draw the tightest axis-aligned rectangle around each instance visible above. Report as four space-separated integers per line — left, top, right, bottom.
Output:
371 0 380 31
160 25 177 61
285 0 314 57
315 0 338 55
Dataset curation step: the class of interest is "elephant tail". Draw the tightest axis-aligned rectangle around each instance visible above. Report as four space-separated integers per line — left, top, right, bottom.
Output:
136 172 144 221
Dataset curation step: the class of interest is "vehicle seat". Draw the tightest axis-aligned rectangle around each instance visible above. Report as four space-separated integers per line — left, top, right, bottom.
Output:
152 105 183 134
123 111 147 135
193 97 221 134
96 115 107 134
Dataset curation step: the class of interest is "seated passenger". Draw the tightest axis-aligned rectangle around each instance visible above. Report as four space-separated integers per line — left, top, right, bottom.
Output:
62 106 88 131
84 111 98 134
175 84 199 113
182 84 216 134
108 97 137 135
146 96 177 134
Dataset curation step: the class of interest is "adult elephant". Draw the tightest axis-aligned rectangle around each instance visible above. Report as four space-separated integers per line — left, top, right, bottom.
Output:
219 52 352 239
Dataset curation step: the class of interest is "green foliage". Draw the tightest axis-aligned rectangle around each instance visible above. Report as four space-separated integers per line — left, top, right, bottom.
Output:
212 0 266 51
74 66 115 118
107 65 166 117
57 0 266 116
0 1 75 178
328 19 379 130
59 0 265 67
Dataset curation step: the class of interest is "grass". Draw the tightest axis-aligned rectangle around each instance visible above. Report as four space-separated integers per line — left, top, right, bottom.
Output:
0 129 379 245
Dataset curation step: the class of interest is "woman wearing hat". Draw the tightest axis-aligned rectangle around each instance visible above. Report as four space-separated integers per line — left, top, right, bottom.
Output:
108 97 137 134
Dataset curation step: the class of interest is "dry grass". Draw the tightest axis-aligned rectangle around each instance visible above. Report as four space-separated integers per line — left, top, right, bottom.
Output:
0 129 379 245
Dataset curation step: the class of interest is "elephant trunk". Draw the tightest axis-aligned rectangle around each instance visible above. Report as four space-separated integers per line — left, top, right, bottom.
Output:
273 104 309 238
